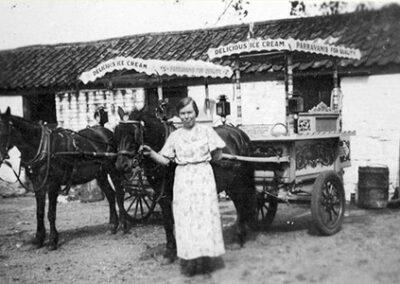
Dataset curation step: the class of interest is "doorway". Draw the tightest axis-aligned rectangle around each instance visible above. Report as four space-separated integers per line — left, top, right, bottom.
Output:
145 86 187 118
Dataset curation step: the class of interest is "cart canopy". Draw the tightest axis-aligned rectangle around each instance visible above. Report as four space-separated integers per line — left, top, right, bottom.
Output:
207 37 361 60
79 57 234 84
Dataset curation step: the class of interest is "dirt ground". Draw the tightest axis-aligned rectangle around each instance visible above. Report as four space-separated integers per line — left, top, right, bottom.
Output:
1 192 400 284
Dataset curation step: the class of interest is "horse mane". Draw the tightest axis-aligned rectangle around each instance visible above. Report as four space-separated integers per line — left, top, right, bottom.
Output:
7 114 42 139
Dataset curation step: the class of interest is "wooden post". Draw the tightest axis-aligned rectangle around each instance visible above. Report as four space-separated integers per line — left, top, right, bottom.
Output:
398 138 400 189
204 83 210 115
156 71 163 101
285 53 294 134
157 85 163 101
234 59 242 126
333 60 339 89
332 60 343 131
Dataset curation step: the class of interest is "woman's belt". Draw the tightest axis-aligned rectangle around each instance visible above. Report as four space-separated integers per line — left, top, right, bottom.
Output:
176 160 210 166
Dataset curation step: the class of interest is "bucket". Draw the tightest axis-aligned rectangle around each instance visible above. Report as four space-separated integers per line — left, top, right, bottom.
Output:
357 166 389 209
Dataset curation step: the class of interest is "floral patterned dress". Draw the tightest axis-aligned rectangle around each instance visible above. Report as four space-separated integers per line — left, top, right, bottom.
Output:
160 123 226 260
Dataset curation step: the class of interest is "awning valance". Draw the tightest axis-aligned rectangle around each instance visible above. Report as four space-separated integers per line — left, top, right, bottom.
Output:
79 57 233 84
207 37 362 60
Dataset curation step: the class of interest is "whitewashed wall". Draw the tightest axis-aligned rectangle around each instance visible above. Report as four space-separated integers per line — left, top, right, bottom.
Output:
188 83 236 125
189 81 285 126
0 95 23 116
241 81 286 125
56 88 145 131
342 74 400 197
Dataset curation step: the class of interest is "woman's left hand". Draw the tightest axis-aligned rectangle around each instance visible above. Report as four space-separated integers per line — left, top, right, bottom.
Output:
211 149 223 161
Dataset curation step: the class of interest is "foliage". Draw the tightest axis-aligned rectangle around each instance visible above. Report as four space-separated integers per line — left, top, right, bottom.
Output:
289 0 306 16
228 0 250 19
289 0 373 16
290 1 347 16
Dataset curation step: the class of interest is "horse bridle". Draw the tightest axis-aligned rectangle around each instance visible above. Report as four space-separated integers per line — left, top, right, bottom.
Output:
117 120 144 165
0 119 12 165
0 119 52 192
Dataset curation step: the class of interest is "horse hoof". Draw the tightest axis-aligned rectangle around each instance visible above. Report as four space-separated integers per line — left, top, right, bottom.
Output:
110 225 118 234
160 257 174 265
162 249 177 264
238 232 246 247
122 223 131 234
48 244 57 251
32 243 43 250
161 255 176 265
29 237 44 249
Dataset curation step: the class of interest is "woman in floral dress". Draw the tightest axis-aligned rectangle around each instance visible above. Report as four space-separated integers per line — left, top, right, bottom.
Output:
142 97 226 276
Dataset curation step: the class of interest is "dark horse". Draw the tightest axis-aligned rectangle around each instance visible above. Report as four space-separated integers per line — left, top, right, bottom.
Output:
114 107 257 261
0 107 127 250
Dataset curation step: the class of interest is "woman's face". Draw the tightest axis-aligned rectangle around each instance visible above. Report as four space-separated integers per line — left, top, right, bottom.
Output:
178 102 196 129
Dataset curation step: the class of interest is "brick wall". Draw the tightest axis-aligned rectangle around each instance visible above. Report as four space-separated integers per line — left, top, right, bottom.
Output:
56 88 145 130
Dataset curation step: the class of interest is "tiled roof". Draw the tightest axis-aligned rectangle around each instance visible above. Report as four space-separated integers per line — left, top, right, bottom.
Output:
1 4 400 91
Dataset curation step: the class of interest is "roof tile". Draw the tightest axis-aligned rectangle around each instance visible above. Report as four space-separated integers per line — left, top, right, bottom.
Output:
1 4 400 90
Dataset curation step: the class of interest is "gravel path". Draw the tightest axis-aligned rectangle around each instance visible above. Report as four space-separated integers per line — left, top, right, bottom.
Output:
1 195 400 284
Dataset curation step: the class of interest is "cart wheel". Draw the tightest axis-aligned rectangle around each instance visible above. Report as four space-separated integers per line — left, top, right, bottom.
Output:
255 190 278 230
122 168 158 222
311 171 345 235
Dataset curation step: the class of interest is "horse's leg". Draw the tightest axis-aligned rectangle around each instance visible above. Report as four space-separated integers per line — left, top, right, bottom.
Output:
228 189 248 247
108 171 130 234
47 183 59 250
97 173 119 234
32 189 46 248
230 184 258 246
158 177 176 263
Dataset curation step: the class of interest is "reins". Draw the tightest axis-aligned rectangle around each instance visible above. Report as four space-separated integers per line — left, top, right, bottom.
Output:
117 118 163 181
0 160 38 192
69 128 114 148
21 123 51 167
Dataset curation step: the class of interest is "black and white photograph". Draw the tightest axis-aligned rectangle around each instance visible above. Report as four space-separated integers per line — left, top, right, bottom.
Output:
1 0 400 283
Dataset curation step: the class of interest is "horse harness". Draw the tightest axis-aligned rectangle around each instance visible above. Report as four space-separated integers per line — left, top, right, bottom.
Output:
0 120 52 191
117 119 174 202
117 120 144 167
1 120 113 192
0 118 12 164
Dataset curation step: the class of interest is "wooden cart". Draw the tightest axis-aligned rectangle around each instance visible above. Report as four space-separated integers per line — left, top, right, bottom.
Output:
228 130 355 234
209 36 361 234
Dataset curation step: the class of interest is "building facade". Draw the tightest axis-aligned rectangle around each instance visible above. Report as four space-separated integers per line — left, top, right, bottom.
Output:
1 5 400 195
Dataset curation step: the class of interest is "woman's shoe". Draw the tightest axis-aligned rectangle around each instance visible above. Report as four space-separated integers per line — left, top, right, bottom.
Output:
180 259 196 277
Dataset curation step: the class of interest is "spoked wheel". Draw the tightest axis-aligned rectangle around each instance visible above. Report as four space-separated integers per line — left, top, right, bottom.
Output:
255 188 278 230
122 167 159 222
311 171 345 235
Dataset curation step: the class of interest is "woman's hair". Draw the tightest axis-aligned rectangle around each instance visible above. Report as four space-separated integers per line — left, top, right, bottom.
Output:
176 97 199 117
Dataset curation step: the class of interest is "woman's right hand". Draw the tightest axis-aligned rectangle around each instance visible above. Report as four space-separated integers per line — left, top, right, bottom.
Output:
140 145 170 166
